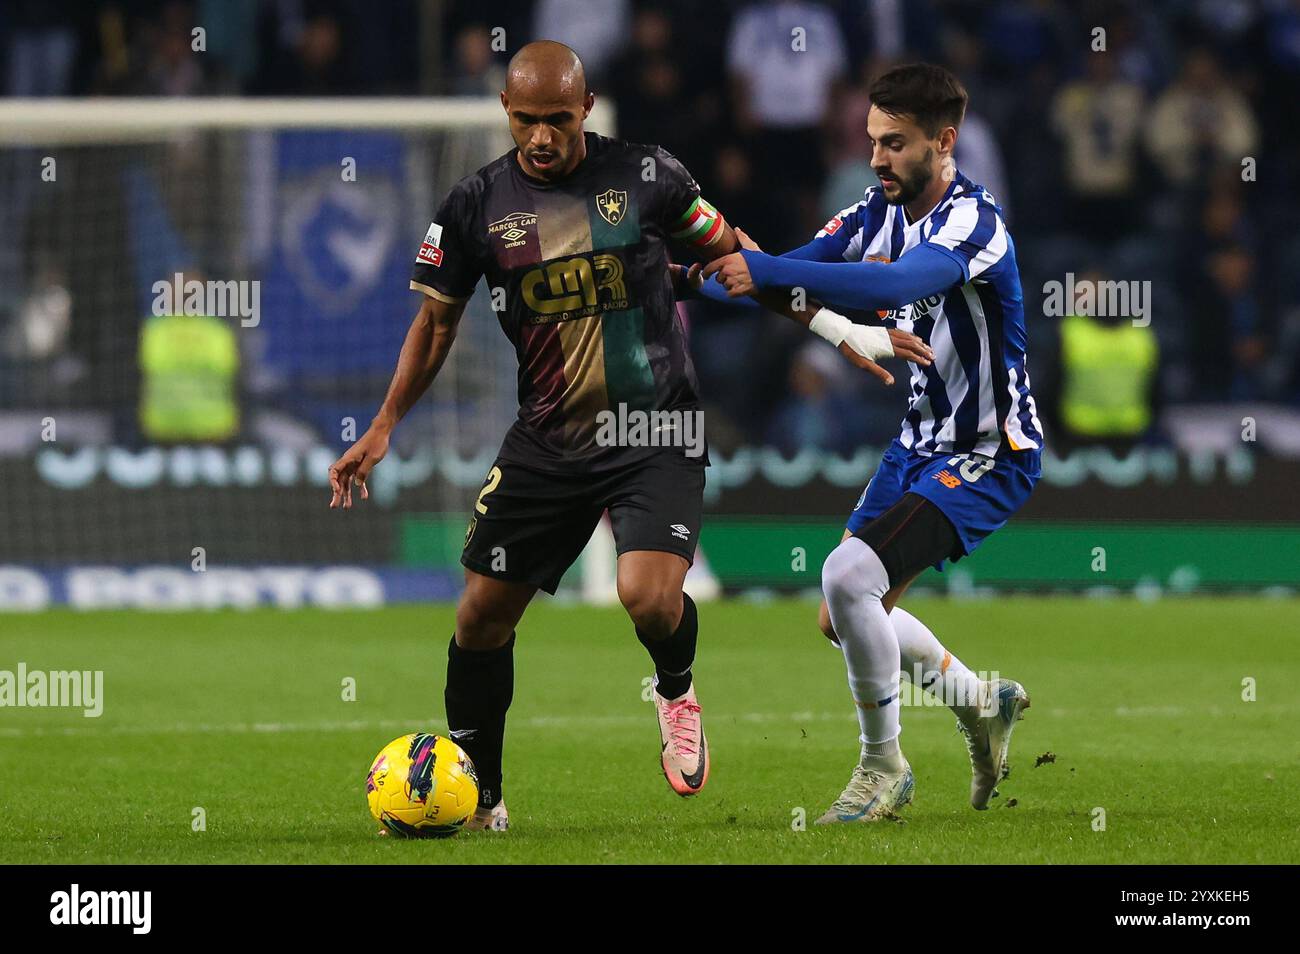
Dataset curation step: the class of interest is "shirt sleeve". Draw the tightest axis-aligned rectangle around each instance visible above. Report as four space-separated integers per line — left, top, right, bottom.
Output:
653 147 702 229
921 194 1007 282
655 147 731 252
741 244 965 312
409 182 481 303
688 272 761 309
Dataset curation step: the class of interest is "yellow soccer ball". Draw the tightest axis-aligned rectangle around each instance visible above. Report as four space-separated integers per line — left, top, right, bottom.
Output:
365 733 479 837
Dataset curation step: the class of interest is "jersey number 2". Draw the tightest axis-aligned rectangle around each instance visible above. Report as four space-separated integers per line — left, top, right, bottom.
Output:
475 466 502 514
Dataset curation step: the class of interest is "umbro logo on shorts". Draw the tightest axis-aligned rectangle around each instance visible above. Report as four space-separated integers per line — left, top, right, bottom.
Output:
670 524 691 541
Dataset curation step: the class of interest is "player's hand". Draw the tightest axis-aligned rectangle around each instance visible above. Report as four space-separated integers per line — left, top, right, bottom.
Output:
837 328 933 387
685 262 705 291
733 227 762 251
328 426 390 509
886 328 934 366
700 252 755 297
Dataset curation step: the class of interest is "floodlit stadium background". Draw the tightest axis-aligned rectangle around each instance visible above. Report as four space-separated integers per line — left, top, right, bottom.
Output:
2 0 1298 611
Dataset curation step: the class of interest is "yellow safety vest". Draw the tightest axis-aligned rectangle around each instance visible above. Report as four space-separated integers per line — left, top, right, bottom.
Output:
139 314 239 441
1059 313 1157 437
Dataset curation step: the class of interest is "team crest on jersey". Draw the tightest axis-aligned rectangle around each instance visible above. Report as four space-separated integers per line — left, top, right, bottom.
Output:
488 211 538 249
416 222 444 267
596 188 628 226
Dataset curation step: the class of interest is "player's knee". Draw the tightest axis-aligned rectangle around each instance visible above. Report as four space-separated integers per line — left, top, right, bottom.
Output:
820 541 857 603
619 583 682 640
821 538 888 605
454 595 514 650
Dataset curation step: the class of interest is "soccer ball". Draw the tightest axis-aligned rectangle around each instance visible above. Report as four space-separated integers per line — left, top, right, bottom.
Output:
365 733 479 838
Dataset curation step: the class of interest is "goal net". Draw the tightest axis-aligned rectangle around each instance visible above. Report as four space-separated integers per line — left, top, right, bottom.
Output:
0 96 695 611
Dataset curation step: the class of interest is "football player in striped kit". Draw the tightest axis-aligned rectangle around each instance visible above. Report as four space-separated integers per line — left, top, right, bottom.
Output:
703 64 1041 823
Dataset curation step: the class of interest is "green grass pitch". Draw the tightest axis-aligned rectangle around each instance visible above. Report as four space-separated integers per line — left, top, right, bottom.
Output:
1 598 1296 864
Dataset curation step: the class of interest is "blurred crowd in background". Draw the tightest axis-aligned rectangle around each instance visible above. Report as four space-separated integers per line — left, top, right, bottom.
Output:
5 0 1300 455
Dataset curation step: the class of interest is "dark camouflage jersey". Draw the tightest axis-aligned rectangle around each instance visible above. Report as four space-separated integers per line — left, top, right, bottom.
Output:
410 132 711 471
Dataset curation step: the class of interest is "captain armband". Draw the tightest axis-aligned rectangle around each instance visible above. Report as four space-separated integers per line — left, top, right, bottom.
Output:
669 196 726 249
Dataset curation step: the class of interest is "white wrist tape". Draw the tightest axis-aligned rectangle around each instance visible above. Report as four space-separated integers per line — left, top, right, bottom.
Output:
808 308 894 362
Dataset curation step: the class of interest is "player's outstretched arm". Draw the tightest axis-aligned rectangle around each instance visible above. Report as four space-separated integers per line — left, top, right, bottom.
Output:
668 189 933 384
685 228 933 386
328 295 466 509
703 243 965 312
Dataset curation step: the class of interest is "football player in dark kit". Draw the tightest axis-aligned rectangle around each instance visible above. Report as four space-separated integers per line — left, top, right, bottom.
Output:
328 41 928 830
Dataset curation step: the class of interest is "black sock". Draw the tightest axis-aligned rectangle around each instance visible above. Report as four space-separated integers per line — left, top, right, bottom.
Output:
444 632 514 809
636 593 697 700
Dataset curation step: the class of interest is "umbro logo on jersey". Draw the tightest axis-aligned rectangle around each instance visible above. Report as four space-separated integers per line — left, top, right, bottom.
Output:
670 524 691 541
488 211 538 249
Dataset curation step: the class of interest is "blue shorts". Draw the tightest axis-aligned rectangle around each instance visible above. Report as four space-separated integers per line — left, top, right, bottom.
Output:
846 438 1041 568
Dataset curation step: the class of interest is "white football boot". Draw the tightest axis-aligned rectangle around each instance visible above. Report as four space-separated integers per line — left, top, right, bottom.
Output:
815 748 914 824
464 799 509 832
958 678 1030 810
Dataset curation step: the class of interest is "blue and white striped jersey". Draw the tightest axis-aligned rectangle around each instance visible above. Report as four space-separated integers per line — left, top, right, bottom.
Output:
804 171 1043 458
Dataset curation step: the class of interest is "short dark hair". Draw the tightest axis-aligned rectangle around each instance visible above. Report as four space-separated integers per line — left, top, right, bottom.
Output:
868 63 968 137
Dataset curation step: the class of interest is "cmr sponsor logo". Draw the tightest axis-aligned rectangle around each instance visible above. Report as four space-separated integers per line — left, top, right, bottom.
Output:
50 884 151 934
0 663 102 717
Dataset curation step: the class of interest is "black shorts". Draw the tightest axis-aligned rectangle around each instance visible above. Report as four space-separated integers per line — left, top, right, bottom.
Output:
852 492 963 589
461 451 706 595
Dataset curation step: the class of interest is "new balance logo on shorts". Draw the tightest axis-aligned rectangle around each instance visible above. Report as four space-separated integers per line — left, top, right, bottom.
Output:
670 524 691 541
934 469 962 488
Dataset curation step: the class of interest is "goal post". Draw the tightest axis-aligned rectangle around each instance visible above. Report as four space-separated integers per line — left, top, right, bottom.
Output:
0 97 617 142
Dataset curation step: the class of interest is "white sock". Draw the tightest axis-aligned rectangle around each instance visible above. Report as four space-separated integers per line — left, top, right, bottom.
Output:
890 605 986 721
821 537 901 745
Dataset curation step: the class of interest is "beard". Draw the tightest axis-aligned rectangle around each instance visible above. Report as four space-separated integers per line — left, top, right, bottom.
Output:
878 148 935 206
